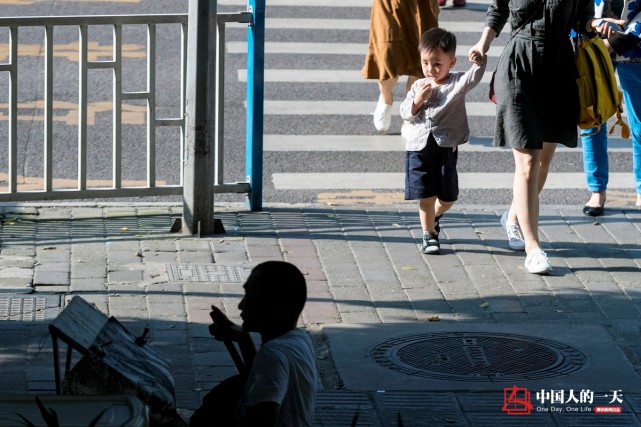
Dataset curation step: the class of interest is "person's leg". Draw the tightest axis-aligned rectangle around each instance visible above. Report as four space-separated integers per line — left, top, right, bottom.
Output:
512 147 552 273
378 77 398 106
419 197 440 254
512 147 541 252
190 374 245 427
581 125 608 211
507 142 557 219
537 142 557 192
374 77 397 131
419 197 437 233
435 199 454 217
617 63 641 206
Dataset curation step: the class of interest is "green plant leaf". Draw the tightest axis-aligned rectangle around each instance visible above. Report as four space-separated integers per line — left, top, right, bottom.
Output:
35 396 59 427
15 413 37 427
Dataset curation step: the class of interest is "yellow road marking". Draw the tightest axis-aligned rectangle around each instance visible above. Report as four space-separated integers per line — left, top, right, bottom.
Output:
0 172 166 192
318 190 412 205
0 41 145 62
0 100 147 125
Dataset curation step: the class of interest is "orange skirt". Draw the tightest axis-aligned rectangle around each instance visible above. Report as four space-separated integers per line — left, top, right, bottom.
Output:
362 0 440 81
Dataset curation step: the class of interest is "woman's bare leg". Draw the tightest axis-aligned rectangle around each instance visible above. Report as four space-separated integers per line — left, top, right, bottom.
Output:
512 147 542 253
378 77 398 105
507 142 556 222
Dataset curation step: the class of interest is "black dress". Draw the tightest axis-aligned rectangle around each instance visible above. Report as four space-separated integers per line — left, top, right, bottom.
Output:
486 0 595 148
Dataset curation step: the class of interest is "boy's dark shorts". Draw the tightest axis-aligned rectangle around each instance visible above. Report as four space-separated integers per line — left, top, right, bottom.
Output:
404 134 459 201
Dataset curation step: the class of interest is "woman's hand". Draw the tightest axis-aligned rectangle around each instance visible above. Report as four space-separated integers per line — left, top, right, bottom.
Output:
469 27 495 63
590 18 626 38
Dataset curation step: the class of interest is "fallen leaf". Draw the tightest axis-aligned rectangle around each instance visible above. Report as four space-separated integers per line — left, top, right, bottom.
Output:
121 227 129 231
42 246 56 250
479 301 490 308
392 223 402 228
134 250 143 257
428 316 440 322
402 266 417 270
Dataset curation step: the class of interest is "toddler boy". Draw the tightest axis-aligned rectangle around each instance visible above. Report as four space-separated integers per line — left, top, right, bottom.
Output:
400 28 486 254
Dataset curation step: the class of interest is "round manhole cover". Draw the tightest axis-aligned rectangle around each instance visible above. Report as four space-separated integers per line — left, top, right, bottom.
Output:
367 332 587 382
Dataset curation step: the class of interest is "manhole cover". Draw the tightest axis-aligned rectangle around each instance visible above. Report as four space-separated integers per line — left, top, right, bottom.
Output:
166 264 251 283
0 296 62 321
368 332 586 382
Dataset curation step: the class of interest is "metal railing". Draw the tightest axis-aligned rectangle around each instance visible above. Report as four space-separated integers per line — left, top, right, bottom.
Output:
0 14 188 200
0 0 265 225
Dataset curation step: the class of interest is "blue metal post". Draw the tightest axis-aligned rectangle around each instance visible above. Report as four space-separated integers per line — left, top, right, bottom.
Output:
245 0 265 211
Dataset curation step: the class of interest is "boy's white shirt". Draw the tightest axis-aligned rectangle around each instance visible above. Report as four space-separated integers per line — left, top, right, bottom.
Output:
399 61 486 151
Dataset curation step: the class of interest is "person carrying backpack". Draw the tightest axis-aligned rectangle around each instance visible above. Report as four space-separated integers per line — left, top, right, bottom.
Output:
581 0 641 216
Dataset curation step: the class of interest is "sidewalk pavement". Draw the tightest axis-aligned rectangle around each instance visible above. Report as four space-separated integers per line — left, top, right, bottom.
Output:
1 202 641 426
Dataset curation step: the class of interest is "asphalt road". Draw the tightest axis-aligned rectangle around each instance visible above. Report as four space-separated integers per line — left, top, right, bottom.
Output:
1 0 636 207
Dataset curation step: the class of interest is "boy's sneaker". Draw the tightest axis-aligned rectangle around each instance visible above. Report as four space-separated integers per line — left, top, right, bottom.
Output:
373 95 392 132
437 0 446 5
525 249 553 274
453 0 466 6
421 232 440 255
500 211 525 251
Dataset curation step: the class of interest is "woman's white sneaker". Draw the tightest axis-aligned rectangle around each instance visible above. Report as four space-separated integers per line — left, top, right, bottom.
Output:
500 211 525 251
373 95 392 132
525 249 553 274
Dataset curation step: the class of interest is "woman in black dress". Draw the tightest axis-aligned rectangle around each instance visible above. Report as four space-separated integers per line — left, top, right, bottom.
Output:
469 0 618 274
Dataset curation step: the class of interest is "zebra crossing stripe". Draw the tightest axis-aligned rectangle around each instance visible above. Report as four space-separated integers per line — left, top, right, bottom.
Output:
217 0 492 11
263 135 632 152
238 69 496 84
257 101 627 118
218 0 493 8
272 173 635 190
227 42 505 57
227 19 489 33
261 100 496 116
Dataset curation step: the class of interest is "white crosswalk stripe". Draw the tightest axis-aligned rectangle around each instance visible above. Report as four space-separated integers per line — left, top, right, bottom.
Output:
227 41 505 56
228 10 633 194
272 173 635 190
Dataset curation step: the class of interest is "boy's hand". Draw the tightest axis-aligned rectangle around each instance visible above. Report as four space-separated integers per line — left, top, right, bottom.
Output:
469 50 485 65
411 82 433 115
468 42 487 64
414 81 433 105
209 305 245 342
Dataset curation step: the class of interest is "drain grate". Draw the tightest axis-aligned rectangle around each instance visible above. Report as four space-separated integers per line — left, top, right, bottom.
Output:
166 264 251 283
368 332 586 382
0 296 62 321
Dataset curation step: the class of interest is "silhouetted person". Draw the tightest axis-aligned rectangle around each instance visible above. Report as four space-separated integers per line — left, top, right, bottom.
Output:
190 261 318 427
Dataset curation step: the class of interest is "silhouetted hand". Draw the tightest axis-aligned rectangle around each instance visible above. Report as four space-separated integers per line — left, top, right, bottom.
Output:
209 305 245 342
